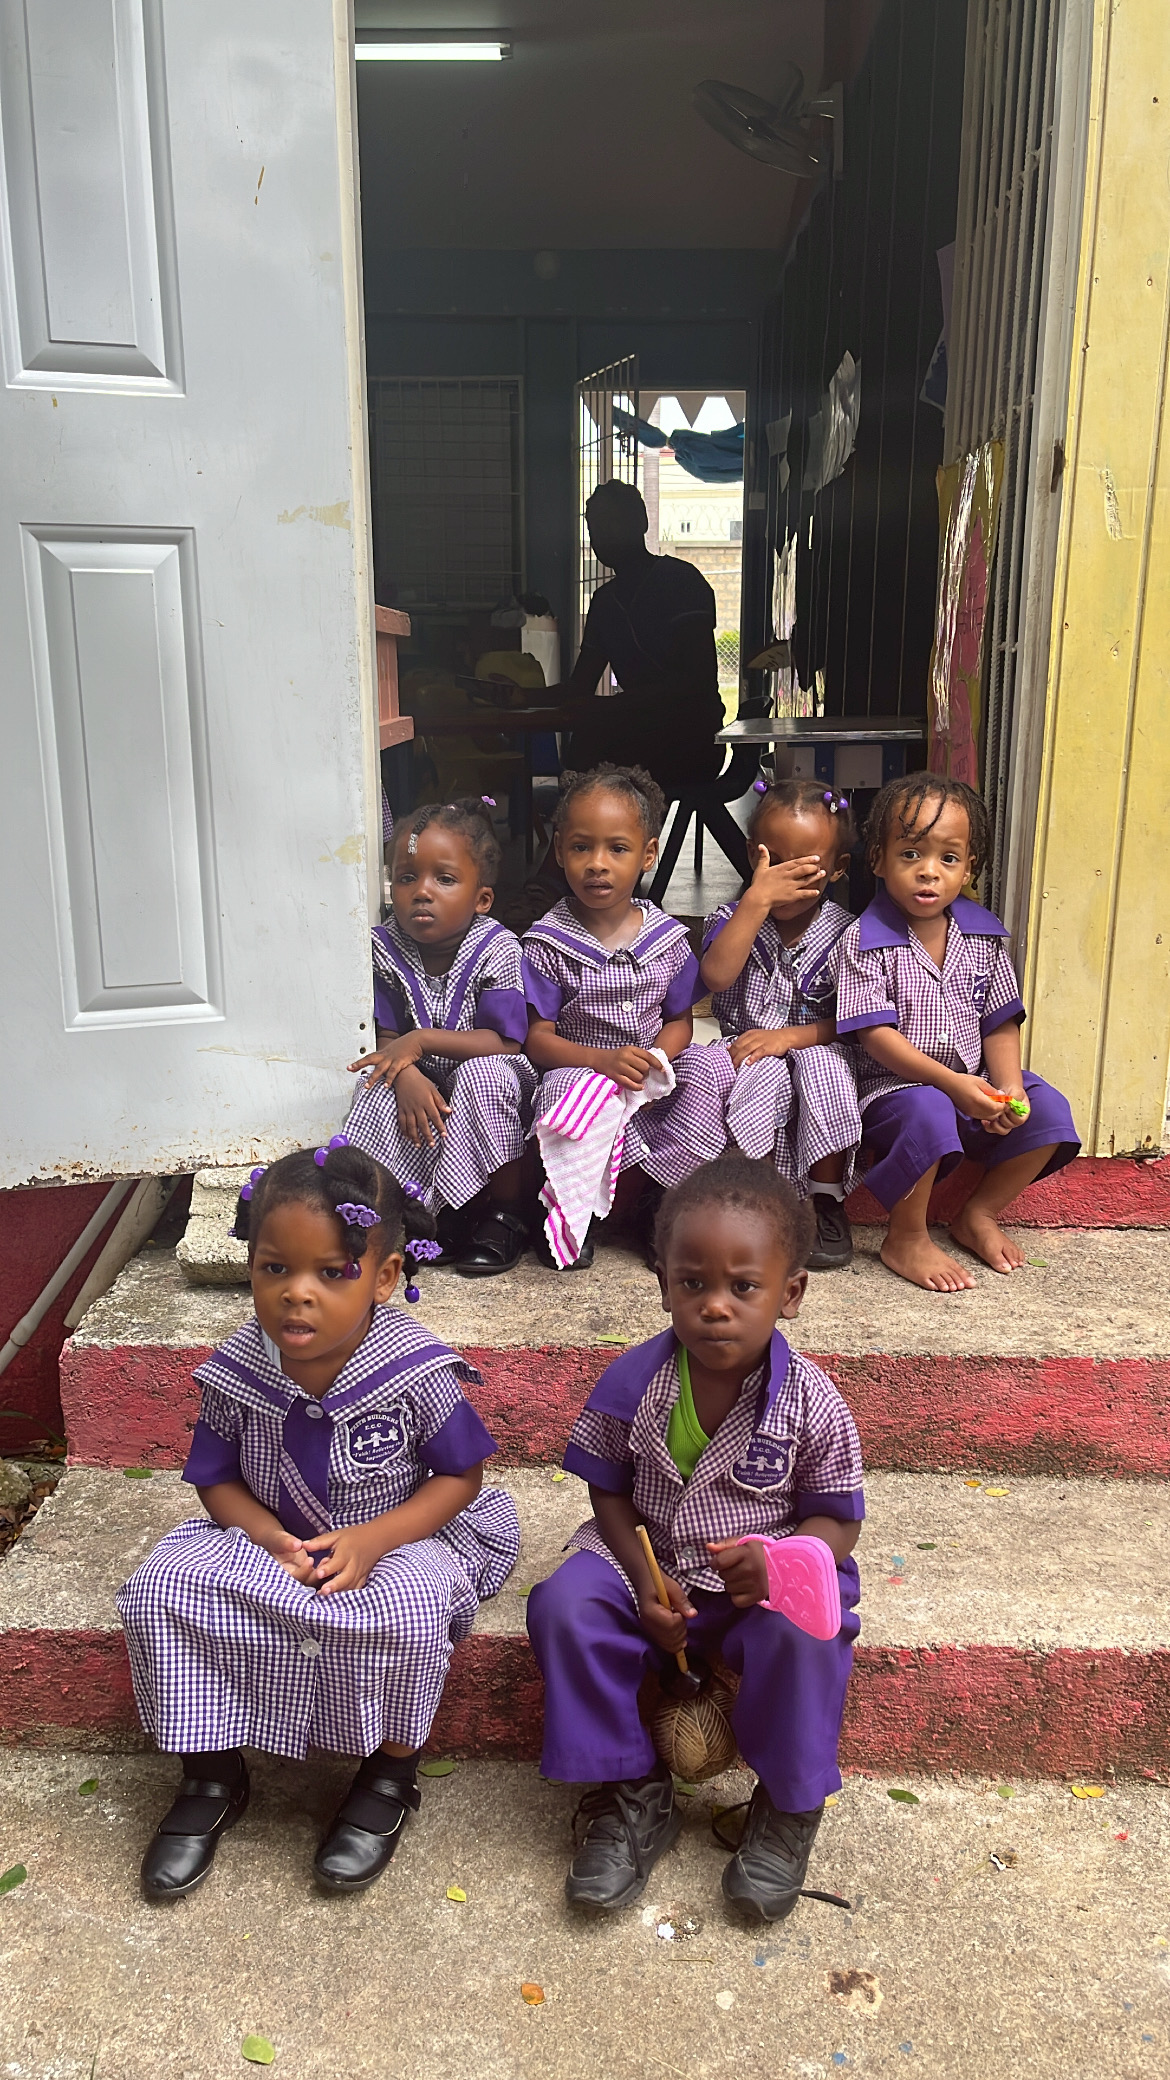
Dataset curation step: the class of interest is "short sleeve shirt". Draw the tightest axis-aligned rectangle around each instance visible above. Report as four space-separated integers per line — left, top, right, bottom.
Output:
836 887 1025 1106
702 897 854 1037
371 913 528 1046
522 900 703 1049
561 1328 864 1594
582 556 717 699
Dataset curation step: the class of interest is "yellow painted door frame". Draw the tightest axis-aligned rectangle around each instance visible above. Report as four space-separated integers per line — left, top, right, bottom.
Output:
1026 0 1170 1154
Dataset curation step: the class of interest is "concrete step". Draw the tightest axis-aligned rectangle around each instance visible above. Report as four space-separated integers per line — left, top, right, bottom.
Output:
61 1231 1170 1478
3 1465 1168 1777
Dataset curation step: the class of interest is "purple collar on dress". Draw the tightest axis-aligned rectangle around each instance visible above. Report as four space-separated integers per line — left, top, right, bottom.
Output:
525 899 686 970
586 1326 793 1422
858 884 1009 951
373 914 506 1030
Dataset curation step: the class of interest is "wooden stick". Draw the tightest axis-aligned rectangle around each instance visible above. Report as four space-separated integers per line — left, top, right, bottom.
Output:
636 1523 689 1675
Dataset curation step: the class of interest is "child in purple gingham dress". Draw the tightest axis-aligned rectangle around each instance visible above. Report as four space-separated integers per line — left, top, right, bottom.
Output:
701 780 863 1271
523 765 729 1266
346 799 538 1276
837 774 1079 1293
117 1143 519 1901
528 1154 863 1922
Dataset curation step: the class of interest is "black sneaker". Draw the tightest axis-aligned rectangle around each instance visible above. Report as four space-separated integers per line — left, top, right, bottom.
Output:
565 1763 682 1911
721 1787 823 1922
806 1193 853 1270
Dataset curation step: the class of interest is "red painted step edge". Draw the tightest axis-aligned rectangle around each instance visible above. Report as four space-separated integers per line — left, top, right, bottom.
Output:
2 1629 1166 1777
845 1153 1168 1228
60 1341 1170 1478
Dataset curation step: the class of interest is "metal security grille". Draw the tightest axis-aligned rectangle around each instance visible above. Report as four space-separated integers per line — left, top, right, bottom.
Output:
945 0 1085 919
368 377 523 612
576 357 639 647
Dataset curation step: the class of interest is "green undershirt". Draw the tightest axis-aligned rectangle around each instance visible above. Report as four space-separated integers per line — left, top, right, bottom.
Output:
666 1347 711 1481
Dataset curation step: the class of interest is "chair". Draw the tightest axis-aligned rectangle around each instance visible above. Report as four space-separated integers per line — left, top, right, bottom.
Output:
648 743 760 906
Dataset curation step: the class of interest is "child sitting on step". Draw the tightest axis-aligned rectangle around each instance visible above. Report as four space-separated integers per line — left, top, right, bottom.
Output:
837 773 1080 1291
522 764 729 1268
527 1153 863 1923
700 779 863 1272
117 1140 519 1902
346 798 537 1277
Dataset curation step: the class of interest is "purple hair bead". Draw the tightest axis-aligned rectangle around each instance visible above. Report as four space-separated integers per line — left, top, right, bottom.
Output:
404 1281 421 1303
240 1183 253 1202
342 1260 362 1279
753 778 769 794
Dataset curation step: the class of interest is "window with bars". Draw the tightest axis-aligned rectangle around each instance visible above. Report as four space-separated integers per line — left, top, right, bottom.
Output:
368 377 523 613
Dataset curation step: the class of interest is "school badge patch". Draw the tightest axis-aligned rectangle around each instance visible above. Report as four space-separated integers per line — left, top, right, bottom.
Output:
346 1409 409 1466
732 1435 796 1491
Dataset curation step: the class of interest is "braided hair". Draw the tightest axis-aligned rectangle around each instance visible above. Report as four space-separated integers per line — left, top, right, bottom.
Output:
864 772 991 881
232 1141 436 1268
747 777 856 852
393 797 502 885
653 1152 816 1272
553 763 667 842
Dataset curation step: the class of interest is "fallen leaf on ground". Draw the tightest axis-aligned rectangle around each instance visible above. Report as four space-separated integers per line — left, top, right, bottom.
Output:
418 1758 458 1777
825 1794 839 1806
0 1864 27 1896
123 1467 153 1480
1027 1257 1049 1268
240 2036 275 2065
78 1779 99 1796
887 1788 920 1805
984 1486 1010 1497
520 1983 545 2005
996 1785 1015 1799
446 1885 467 1902
596 1335 630 1345
1071 1785 1105 1799
826 1968 882 2014
916 1542 937 1550
963 1479 981 1489
551 1471 566 1483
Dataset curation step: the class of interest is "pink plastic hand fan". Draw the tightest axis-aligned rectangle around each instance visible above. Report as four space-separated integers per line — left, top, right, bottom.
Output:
737 1534 842 1640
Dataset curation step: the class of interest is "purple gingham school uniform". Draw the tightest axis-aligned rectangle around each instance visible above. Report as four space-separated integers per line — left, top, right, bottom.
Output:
346 912 538 1214
522 900 729 1187
116 1307 520 1758
836 887 1079 1208
703 897 863 1193
526 1330 863 1811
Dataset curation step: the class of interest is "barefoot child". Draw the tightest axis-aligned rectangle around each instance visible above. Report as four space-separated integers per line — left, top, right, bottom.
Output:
700 780 862 1270
527 1153 863 1922
117 1141 519 1901
523 764 729 1267
346 798 537 1276
837 774 1079 1291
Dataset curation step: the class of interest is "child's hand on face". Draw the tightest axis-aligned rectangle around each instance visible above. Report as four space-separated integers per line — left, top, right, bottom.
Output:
349 1032 424 1086
746 844 826 916
729 1027 798 1069
595 1045 659 1091
637 1571 696 1654
393 1065 451 1146
267 1531 319 1586
302 1521 387 1597
706 1538 770 1608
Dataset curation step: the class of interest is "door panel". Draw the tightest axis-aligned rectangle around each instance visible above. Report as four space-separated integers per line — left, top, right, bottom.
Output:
0 1 378 1184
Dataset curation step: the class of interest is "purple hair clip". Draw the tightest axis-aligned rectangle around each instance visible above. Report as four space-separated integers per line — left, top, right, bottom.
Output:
314 1134 350 1168
753 778 769 794
406 1238 443 1263
481 794 497 807
337 1202 381 1230
401 1180 424 1201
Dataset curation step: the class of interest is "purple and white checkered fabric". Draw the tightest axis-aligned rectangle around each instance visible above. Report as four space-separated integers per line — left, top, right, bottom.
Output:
703 898 862 1192
381 786 394 847
837 889 1025 1110
115 1308 520 1757
346 913 536 1212
562 1331 864 1595
523 901 724 1186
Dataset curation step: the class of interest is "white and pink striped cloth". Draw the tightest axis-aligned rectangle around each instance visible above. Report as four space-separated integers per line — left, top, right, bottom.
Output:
536 1050 675 1268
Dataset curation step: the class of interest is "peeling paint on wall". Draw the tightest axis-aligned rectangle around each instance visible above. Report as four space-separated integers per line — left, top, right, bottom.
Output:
318 834 365 865
277 501 351 529
1100 466 1123 538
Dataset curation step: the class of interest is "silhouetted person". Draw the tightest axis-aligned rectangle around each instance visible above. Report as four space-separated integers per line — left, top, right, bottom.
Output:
560 480 724 792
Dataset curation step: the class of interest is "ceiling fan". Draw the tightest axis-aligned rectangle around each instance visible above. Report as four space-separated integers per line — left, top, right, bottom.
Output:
693 66 841 180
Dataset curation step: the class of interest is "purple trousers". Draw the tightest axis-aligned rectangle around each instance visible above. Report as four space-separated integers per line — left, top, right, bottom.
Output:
860 1070 1079 1210
527 1549 860 1813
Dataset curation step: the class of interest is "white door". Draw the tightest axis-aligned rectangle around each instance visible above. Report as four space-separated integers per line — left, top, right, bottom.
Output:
0 0 380 1187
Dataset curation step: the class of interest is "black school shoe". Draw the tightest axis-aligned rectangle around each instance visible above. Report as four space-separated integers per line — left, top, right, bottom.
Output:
805 1193 854 1271
455 1205 529 1278
313 1752 421 1893
565 1761 682 1911
140 1751 249 1901
720 1787 824 1923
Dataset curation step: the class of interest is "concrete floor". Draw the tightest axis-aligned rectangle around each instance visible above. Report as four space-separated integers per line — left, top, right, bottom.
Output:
0 1752 1167 2079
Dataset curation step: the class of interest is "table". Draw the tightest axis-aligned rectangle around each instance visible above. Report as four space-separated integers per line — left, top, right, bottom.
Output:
715 714 926 791
404 705 582 860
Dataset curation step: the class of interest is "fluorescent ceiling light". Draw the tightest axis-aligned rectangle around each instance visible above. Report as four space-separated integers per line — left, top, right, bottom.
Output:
356 42 510 61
